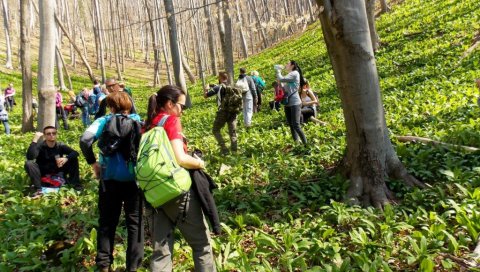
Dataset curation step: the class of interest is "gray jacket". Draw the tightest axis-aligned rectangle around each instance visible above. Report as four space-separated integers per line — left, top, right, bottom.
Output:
276 70 301 106
239 74 257 99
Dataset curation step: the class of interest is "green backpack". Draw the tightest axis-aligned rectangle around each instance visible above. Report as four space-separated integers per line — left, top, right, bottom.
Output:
135 115 192 208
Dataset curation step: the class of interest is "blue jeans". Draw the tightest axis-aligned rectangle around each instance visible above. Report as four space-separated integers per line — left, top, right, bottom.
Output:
2 120 10 134
81 108 90 127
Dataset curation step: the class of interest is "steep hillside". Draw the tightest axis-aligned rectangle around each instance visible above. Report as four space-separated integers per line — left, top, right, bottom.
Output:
0 0 480 270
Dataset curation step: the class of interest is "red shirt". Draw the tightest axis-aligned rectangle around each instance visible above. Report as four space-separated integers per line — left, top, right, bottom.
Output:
146 112 187 152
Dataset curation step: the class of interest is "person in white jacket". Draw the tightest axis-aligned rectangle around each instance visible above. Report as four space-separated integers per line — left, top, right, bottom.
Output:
0 94 10 134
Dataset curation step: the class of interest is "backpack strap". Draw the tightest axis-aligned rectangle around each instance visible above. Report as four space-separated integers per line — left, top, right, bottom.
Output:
157 115 170 127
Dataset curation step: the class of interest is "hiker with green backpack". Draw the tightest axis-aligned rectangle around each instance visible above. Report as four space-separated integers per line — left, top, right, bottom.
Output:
204 71 242 154
141 85 215 271
79 91 144 272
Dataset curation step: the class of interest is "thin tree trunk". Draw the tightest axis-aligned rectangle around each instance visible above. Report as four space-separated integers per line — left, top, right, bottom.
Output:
379 0 391 14
116 0 125 72
54 13 96 82
192 0 205 88
1 0 13 69
20 0 34 132
203 0 217 76
56 46 73 90
316 0 423 208
146 0 160 86
38 0 57 130
216 1 226 71
55 30 67 90
181 52 196 84
250 0 269 49
94 0 106 82
235 1 248 58
164 0 189 105
365 0 380 52
110 0 123 81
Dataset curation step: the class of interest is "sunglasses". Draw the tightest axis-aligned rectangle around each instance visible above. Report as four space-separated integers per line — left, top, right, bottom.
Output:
45 132 57 136
176 103 186 111
106 84 116 88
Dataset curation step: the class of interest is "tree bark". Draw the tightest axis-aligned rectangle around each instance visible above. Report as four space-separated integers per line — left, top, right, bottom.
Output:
93 0 106 82
250 0 269 49
156 0 173 85
221 1 234 85
110 0 123 81
164 0 189 105
181 52 196 84
379 0 391 14
54 13 96 82
1 0 13 69
235 1 248 59
316 0 422 208
38 0 57 130
145 0 160 86
203 0 217 76
365 0 380 52
56 46 73 91
20 0 34 132
55 29 67 90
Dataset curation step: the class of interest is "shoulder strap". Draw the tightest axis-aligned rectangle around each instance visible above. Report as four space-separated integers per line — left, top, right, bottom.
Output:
157 115 170 127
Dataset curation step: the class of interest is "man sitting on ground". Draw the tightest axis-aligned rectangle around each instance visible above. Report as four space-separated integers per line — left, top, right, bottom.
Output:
25 126 82 196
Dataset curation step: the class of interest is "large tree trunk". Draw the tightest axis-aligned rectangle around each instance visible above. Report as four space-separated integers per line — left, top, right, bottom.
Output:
203 0 217 76
156 0 173 85
164 0 189 106
221 1 234 85
316 0 423 208
20 0 34 132
365 0 380 52
38 0 57 130
1 0 13 69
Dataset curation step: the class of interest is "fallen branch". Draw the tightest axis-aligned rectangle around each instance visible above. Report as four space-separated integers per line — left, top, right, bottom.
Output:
461 40 480 60
395 135 480 152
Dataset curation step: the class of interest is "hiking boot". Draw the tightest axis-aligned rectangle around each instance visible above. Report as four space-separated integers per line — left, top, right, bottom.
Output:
30 189 43 198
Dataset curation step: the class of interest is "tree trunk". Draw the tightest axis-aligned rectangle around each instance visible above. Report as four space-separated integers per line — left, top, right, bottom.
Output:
365 0 380 52
316 0 423 208
379 0 391 14
203 0 217 76
145 0 160 86
222 0 235 85
164 0 189 105
235 1 248 59
216 1 226 71
20 0 34 132
55 30 67 90
54 13 96 82
181 52 196 84
56 46 73 90
38 0 57 130
116 0 125 72
156 1 172 85
250 0 269 49
1 0 13 69
110 0 123 81
94 0 106 82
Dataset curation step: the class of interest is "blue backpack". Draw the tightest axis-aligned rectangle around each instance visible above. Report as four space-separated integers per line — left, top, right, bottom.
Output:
88 94 97 115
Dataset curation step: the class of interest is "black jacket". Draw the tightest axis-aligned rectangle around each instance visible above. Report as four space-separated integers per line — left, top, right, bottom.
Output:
189 169 221 235
26 141 79 174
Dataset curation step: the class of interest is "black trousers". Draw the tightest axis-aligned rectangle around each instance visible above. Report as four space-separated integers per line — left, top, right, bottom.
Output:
96 180 144 271
24 157 80 189
284 105 307 145
55 106 69 130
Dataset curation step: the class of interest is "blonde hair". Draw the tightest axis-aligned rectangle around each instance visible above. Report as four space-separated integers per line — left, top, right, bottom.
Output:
251 70 259 76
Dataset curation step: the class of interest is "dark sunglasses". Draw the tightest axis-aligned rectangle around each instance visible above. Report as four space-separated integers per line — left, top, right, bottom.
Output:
176 103 186 111
45 132 57 136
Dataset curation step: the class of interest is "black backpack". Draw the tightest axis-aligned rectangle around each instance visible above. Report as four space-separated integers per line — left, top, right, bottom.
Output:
97 114 141 163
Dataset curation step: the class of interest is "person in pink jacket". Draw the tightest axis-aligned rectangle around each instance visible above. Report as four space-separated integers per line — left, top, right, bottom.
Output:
4 83 15 111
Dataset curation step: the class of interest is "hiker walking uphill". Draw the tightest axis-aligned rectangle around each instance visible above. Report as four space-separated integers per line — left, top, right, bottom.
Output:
236 68 257 127
205 72 242 154
95 78 136 120
0 94 10 134
142 85 215 272
275 60 308 145
79 91 144 272
251 71 266 112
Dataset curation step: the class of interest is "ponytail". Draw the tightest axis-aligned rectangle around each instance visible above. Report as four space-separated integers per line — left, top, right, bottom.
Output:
144 85 185 131
144 93 158 130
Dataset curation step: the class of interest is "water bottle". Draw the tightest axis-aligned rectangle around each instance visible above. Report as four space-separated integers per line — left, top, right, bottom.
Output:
274 64 284 70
